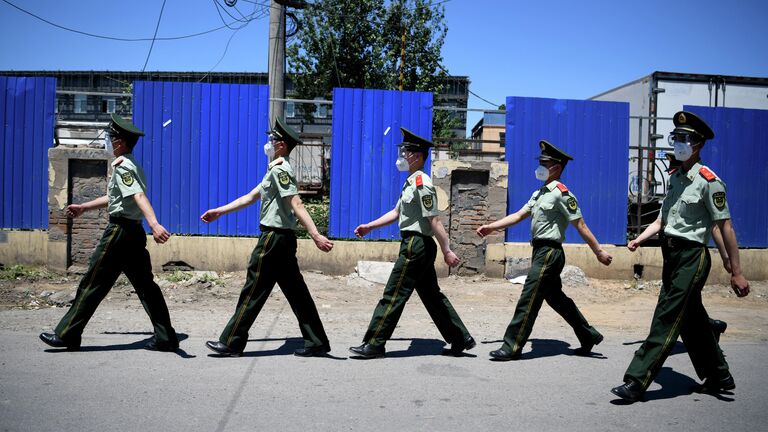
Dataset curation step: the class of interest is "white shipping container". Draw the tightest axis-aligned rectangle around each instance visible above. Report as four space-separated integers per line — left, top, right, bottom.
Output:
591 71 768 203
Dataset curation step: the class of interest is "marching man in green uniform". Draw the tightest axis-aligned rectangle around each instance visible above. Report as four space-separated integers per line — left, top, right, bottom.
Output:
349 128 475 359
666 153 729 342
201 118 334 357
477 140 613 361
40 114 179 352
611 111 750 402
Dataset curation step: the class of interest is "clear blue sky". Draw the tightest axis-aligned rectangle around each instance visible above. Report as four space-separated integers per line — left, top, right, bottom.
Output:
1 0 767 134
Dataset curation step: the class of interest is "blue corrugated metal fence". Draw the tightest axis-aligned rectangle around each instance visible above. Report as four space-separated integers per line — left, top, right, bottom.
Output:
505 96 629 244
0 76 55 229
686 105 768 247
329 88 433 240
132 81 270 236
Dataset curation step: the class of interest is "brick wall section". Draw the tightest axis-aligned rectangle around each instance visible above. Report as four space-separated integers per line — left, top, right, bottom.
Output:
450 170 489 274
47 147 112 271
432 160 508 276
69 160 108 267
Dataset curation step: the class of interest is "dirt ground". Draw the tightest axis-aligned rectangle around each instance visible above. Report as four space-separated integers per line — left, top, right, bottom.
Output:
2 265 767 345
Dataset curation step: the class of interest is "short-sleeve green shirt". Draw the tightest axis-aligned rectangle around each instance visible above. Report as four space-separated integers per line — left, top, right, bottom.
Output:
257 157 299 230
397 170 439 236
661 162 730 244
107 154 147 220
520 180 582 243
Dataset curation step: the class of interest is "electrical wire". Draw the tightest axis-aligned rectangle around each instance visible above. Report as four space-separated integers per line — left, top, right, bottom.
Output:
213 0 250 26
141 0 167 72
197 26 243 82
199 0 263 82
0 0 251 42
438 64 499 107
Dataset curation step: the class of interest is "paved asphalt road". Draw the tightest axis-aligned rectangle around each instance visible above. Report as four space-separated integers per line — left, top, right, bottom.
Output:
2 308 767 432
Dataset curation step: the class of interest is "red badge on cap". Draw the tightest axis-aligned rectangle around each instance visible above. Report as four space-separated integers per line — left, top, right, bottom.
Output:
699 167 716 181
556 183 569 193
415 175 423 187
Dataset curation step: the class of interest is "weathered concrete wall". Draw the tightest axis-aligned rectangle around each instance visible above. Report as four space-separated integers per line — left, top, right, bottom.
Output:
145 236 449 277
4 147 762 283
1 229 766 282
485 242 768 284
0 231 48 266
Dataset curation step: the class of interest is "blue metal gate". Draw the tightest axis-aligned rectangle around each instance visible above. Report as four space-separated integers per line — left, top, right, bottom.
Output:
686 105 768 247
329 88 433 240
505 96 630 244
132 81 270 236
0 76 55 229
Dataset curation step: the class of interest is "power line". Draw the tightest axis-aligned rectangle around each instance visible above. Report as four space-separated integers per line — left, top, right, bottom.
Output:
198 26 244 83
213 0 250 26
141 0 168 72
437 64 499 108
0 0 253 42
199 0 263 82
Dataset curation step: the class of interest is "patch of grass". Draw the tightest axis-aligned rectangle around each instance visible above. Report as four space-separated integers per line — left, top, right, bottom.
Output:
0 265 52 281
165 271 192 283
297 196 329 239
198 273 220 285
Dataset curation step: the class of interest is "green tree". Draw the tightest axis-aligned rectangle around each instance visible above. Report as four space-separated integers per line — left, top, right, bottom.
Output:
287 0 456 136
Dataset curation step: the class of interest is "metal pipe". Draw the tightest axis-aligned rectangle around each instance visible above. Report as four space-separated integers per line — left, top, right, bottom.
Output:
56 90 131 98
434 107 504 113
269 97 332 105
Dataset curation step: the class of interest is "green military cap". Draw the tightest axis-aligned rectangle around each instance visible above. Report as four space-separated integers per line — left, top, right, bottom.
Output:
536 140 573 163
398 127 433 152
672 111 714 141
271 117 302 149
108 113 144 138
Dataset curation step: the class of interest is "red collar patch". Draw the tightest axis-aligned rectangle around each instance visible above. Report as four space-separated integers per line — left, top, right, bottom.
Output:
415 175 423 187
556 183 569 193
699 167 716 181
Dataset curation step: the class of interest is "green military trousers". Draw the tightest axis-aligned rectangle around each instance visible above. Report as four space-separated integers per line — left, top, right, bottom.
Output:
55 218 177 346
362 232 471 347
219 227 329 352
624 244 729 389
501 242 601 355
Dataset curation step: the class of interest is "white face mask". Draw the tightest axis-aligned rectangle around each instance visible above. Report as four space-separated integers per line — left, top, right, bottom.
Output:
535 165 550 181
263 139 275 159
395 156 409 172
673 142 693 162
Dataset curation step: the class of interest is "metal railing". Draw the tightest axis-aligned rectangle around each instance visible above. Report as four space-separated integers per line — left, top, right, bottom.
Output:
628 115 675 237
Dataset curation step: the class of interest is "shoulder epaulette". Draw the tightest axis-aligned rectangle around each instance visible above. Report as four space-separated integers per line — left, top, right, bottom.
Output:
556 183 569 193
699 167 716 182
114 159 123 167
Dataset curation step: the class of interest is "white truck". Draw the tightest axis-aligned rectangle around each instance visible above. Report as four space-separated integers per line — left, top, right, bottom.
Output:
590 71 768 234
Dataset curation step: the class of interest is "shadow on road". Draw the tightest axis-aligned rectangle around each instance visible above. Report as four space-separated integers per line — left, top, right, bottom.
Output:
205 337 346 360
380 337 457 358
480 338 607 360
610 366 734 405
44 332 194 358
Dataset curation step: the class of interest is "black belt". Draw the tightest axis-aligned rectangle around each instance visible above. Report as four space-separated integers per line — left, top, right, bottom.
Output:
401 231 430 239
662 235 704 250
260 225 295 235
109 216 142 226
531 239 562 249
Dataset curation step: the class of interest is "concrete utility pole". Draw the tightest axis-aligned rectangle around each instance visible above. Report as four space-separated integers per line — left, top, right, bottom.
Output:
268 0 286 127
